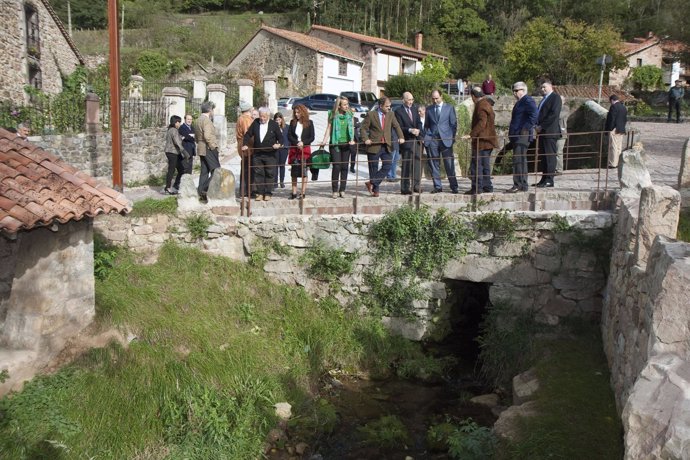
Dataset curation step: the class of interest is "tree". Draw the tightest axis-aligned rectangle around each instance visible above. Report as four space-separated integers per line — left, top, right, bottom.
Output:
418 56 451 83
629 65 663 90
503 18 626 86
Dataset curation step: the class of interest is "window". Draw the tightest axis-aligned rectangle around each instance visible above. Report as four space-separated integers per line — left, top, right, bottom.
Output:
338 61 347 76
25 4 41 90
637 58 643 67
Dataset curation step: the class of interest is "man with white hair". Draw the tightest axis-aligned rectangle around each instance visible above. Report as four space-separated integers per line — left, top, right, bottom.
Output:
242 107 283 201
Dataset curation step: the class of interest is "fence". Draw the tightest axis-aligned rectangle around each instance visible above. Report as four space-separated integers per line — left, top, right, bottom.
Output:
229 129 630 216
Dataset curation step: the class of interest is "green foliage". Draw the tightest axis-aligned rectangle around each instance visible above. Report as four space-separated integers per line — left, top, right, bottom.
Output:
184 213 213 240
0 369 9 384
249 237 291 269
94 234 119 281
358 415 408 448
299 240 357 282
396 355 456 380
678 210 690 242
476 302 542 390
627 99 655 116
455 104 472 174
504 18 625 86
129 197 178 217
136 50 172 79
629 65 664 91
473 210 529 241
418 56 452 83
549 214 571 233
446 418 498 459
365 206 473 317
385 74 437 102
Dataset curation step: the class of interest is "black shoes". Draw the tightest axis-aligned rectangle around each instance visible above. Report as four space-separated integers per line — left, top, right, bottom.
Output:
505 186 520 194
430 189 442 194
536 182 554 188
464 189 476 195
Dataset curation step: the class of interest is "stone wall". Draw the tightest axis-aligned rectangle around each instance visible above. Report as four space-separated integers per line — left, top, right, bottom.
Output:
95 209 613 340
601 146 690 459
0 0 81 105
29 127 237 184
0 220 95 394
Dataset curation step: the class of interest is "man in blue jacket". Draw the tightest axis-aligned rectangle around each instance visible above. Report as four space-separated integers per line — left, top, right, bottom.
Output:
425 90 459 193
506 81 538 193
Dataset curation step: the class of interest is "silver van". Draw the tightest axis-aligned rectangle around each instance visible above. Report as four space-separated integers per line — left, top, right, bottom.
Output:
340 91 378 109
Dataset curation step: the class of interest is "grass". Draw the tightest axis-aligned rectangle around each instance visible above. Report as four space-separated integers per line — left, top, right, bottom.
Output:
678 209 690 242
0 243 428 459
500 320 624 459
128 197 178 218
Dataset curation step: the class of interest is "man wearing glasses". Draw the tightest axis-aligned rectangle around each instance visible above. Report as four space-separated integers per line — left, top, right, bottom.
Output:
506 82 537 193
424 90 459 194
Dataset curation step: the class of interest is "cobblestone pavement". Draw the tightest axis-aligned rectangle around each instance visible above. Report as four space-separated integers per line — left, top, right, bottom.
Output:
123 122 689 205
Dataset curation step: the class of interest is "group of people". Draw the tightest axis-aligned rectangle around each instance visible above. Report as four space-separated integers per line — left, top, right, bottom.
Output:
163 78 642 202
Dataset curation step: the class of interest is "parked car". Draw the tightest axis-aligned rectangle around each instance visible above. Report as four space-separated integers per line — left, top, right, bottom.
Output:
291 93 339 111
277 97 299 111
369 98 404 112
341 91 378 109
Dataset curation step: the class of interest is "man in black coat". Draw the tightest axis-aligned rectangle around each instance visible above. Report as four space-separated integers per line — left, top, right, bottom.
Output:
178 114 196 175
535 79 562 187
394 91 424 194
605 95 627 168
241 107 284 201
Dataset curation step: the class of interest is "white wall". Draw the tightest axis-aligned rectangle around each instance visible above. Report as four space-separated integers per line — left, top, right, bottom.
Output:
321 56 361 94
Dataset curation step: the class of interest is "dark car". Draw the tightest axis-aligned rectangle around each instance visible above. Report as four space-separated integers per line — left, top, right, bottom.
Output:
292 93 368 112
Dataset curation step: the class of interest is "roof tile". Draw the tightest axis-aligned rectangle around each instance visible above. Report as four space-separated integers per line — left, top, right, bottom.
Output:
260 26 362 63
0 128 130 236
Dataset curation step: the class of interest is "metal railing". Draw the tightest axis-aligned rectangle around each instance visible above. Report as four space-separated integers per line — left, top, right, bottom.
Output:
234 129 627 216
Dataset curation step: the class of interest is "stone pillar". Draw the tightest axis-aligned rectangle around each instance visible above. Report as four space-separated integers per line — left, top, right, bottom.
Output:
192 75 207 102
263 76 277 114
85 92 100 134
207 83 228 150
237 79 254 112
128 75 144 100
634 185 681 266
162 87 188 123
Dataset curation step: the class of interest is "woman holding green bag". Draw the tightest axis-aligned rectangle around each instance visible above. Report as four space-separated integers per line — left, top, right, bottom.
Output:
321 96 356 198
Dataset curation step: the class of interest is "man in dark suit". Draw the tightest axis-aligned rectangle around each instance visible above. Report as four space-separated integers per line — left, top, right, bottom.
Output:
534 79 562 187
506 81 538 193
605 94 627 168
425 90 459 193
361 97 405 197
394 92 424 194
178 114 196 176
241 107 284 201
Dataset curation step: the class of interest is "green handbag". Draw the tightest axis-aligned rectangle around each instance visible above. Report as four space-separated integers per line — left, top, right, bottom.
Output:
310 149 331 169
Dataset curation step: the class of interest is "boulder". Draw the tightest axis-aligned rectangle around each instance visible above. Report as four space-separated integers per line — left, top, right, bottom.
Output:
493 400 539 441
512 368 540 405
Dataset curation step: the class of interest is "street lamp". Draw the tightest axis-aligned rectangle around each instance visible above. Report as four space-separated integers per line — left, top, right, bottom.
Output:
596 54 613 104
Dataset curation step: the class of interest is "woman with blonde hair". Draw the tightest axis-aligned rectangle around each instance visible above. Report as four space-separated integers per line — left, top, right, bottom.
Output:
287 104 315 199
321 96 356 198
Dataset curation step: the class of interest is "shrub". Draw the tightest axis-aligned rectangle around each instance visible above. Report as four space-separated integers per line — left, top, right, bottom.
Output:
300 239 356 282
447 418 497 460
94 234 119 281
357 415 408 448
629 65 663 91
185 213 213 240
136 50 171 79
385 74 438 103
129 197 178 218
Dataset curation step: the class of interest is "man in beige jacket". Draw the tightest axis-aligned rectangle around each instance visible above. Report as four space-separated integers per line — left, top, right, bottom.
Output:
194 101 219 201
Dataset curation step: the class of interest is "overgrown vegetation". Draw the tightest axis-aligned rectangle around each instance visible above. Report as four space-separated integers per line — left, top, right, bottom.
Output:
0 243 433 458
678 209 690 242
474 210 530 241
129 197 178 218
300 239 357 282
93 234 120 281
184 213 213 240
358 415 409 448
364 206 474 317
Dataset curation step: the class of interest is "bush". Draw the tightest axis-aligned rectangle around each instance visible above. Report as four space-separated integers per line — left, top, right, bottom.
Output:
300 239 356 282
629 65 663 91
385 74 437 103
184 213 213 240
136 50 171 79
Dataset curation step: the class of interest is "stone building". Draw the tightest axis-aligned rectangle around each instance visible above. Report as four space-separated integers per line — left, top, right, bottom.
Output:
308 25 447 96
0 128 130 395
609 32 687 88
226 25 364 96
0 0 85 105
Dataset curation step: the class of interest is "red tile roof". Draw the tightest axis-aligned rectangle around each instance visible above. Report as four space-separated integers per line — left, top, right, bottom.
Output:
310 25 446 60
0 129 130 237
260 26 362 63
553 85 633 102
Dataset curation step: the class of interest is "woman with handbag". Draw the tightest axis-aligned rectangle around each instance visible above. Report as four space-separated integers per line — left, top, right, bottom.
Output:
321 96 356 198
163 115 189 195
287 104 315 199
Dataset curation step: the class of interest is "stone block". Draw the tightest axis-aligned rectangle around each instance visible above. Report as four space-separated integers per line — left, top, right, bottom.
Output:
512 368 540 405
381 316 431 341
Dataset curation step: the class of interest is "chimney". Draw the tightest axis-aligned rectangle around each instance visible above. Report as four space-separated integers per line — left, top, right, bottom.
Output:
414 31 423 51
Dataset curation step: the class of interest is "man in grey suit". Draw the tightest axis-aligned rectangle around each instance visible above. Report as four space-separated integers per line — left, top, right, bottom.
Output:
425 90 459 193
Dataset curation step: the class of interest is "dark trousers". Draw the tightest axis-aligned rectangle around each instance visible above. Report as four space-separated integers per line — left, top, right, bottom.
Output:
349 144 358 170
198 149 220 197
165 152 185 190
427 139 458 192
274 148 288 185
669 99 682 122
367 146 392 192
400 140 422 193
331 144 352 192
538 136 558 184
469 148 493 192
512 140 529 190
252 152 277 196
239 155 253 198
